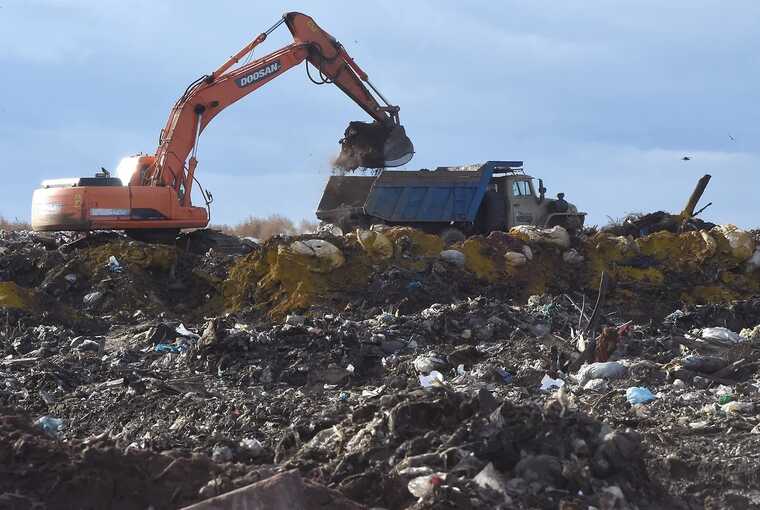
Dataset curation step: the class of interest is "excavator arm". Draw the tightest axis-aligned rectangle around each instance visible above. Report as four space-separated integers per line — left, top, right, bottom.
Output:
149 12 413 206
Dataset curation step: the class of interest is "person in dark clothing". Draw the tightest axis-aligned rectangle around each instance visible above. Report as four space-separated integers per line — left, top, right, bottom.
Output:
550 192 569 213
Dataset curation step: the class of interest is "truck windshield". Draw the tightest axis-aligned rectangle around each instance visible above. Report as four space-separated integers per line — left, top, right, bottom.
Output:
512 180 533 197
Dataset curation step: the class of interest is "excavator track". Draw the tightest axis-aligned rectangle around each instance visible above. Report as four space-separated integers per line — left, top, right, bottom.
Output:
125 229 180 244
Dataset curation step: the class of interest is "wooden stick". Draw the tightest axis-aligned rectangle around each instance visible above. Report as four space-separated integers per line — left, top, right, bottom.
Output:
680 174 712 219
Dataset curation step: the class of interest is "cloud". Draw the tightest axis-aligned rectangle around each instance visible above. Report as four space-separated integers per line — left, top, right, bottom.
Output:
0 0 171 63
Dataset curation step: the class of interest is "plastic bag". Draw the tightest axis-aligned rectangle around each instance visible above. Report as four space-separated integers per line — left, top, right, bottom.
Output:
540 374 565 390
576 362 627 385
407 473 445 498
439 249 466 267
419 371 445 388
504 251 528 266
699 327 743 344
626 387 655 405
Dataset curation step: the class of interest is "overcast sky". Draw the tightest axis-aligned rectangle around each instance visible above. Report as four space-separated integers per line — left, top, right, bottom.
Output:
1 1 758 228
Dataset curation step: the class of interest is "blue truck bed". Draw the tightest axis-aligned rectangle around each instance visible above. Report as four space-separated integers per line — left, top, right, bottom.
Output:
364 166 492 223
316 161 523 225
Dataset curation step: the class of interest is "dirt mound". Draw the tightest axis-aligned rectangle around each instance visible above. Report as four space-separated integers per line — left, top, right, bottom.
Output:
0 407 243 509
2 223 758 323
1 226 760 508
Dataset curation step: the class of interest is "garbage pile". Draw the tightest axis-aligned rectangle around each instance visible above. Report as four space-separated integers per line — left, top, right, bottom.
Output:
1 224 760 509
601 211 716 238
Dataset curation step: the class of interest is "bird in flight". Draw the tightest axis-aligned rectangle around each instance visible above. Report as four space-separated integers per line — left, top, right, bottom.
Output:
729 134 736 141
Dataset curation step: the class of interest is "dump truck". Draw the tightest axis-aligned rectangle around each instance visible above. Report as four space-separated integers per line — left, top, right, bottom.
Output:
317 161 586 244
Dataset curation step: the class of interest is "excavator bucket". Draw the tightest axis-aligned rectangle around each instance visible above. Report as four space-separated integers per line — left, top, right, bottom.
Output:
334 121 414 171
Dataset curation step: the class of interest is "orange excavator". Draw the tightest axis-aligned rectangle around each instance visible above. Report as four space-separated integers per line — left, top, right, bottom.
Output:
31 12 414 241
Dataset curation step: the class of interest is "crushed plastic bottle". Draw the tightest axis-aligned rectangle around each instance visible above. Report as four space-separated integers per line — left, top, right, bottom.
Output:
83 291 104 308
495 367 513 384
35 416 63 438
154 343 187 354
407 472 446 498
106 255 123 273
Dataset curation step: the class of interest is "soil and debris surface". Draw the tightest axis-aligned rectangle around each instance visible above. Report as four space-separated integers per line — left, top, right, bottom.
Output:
1 223 760 509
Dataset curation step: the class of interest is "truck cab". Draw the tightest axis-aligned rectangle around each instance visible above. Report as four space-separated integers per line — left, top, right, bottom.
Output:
508 177 536 225
468 163 584 234
486 168 584 231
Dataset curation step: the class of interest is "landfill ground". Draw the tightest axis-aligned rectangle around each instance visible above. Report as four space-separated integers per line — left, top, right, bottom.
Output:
2 218 760 509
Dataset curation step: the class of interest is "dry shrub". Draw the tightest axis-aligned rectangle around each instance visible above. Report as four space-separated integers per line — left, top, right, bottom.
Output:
297 219 319 234
0 217 31 231
213 214 318 240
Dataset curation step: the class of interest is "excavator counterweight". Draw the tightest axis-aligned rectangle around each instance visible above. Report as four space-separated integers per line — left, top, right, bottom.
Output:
31 11 413 234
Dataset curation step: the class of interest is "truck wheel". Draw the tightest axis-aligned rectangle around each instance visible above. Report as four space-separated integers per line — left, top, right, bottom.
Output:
440 228 466 246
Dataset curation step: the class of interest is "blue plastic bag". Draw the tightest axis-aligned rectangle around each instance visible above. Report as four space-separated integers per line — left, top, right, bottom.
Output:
154 342 188 354
626 387 655 405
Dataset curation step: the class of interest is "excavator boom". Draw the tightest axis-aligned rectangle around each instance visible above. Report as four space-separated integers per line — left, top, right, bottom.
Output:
150 11 413 205
31 12 413 235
